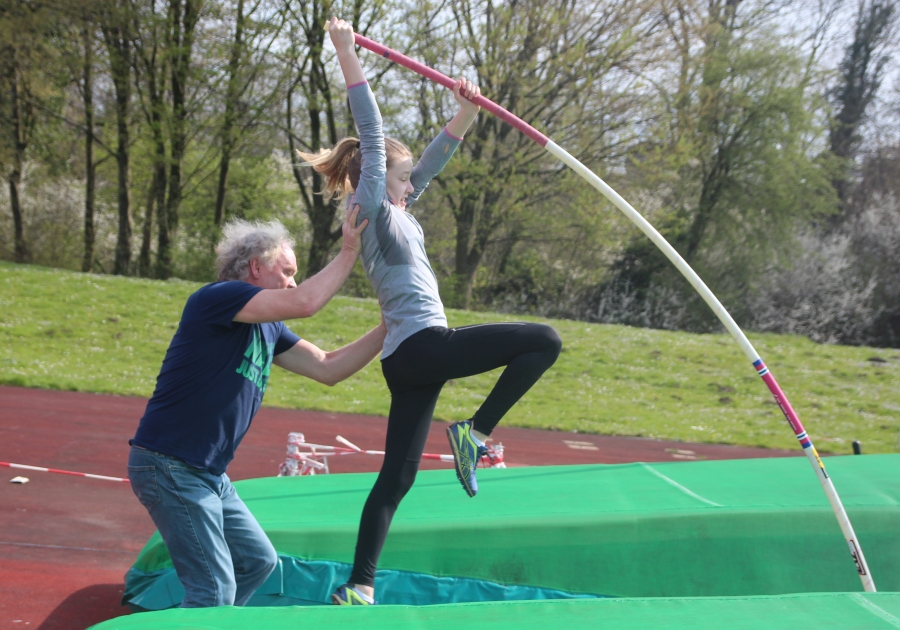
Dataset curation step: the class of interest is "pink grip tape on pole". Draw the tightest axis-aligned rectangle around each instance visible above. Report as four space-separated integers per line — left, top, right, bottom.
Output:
354 35 550 146
353 33 876 592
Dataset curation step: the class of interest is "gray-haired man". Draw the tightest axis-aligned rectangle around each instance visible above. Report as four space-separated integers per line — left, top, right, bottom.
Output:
128 207 384 607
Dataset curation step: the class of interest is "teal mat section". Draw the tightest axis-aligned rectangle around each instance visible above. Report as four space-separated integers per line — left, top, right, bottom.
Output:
124 454 900 609
94 592 900 629
125 555 602 610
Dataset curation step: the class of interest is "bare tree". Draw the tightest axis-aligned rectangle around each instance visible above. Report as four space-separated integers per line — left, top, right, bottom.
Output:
132 0 170 277
159 0 203 278
81 18 99 272
603 0 838 323
3 57 33 263
282 0 387 277
412 0 658 307
130 0 204 279
0 1 50 263
829 0 897 215
101 0 135 275
214 0 248 226
213 0 285 226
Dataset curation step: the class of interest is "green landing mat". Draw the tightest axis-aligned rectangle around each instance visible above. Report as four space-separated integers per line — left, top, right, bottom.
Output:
123 454 900 610
94 592 900 629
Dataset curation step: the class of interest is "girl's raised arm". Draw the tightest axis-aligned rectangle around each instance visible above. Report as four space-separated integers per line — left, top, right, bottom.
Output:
407 78 481 208
328 17 365 85
446 78 481 139
328 17 386 215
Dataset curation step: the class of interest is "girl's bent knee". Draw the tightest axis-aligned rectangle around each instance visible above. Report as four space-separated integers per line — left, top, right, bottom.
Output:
394 464 418 502
531 323 562 358
373 461 419 507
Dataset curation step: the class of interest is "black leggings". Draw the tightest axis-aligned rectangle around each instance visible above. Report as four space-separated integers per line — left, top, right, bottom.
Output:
348 322 562 587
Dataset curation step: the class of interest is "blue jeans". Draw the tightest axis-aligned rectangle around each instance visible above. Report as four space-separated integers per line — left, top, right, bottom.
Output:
128 446 277 607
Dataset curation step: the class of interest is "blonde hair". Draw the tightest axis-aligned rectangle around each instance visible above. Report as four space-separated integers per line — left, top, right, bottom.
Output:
298 137 413 200
215 219 295 281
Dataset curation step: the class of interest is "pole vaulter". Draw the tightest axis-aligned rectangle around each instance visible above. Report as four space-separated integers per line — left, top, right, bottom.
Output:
352 33 876 592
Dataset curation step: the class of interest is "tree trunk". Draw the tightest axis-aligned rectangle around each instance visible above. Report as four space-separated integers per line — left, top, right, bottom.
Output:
82 21 96 273
451 138 504 309
102 17 133 276
158 0 200 278
284 2 343 278
214 0 243 227
7 59 30 264
129 0 171 279
677 0 738 264
300 84 342 277
680 162 728 262
453 195 493 310
113 105 132 275
144 83 169 279
453 197 476 308
213 147 232 227
152 137 169 278
139 175 155 277
8 176 28 263
306 193 342 275
828 0 896 217
303 41 335 277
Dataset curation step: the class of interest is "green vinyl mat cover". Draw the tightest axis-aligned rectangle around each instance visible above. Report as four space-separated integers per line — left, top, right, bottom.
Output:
93 592 900 630
122 454 900 610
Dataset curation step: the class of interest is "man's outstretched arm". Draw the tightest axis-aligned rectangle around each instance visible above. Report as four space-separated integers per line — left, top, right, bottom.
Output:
273 321 386 387
235 206 367 324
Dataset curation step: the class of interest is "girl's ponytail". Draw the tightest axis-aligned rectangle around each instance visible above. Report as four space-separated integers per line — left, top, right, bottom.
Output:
297 137 361 200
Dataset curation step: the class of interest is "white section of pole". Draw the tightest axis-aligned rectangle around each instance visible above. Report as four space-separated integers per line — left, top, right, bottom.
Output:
544 141 760 364
544 140 876 592
807 448 877 592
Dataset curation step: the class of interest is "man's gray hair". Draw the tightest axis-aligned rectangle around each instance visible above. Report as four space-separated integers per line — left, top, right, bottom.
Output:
216 219 296 281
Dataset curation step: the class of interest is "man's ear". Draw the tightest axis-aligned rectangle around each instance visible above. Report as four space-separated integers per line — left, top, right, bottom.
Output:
248 258 261 279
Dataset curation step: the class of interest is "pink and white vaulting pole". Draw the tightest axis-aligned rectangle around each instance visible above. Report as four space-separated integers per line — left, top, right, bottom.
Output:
354 34 876 592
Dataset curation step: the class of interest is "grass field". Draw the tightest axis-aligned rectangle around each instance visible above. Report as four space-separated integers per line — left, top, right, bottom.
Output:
2 261 899 454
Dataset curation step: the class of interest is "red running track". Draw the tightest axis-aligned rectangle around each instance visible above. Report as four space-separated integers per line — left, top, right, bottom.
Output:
0 385 800 628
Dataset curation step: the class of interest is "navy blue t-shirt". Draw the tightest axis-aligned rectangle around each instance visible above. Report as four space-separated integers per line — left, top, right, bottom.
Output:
132 281 301 475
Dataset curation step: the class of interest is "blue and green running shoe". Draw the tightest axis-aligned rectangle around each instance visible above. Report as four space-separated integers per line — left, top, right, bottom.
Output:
446 420 488 497
331 584 377 605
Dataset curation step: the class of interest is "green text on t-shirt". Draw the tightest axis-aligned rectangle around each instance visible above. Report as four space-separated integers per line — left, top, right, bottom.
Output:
236 328 274 392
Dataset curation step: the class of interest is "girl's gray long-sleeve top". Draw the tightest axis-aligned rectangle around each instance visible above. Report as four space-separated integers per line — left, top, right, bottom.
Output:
347 81 461 359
